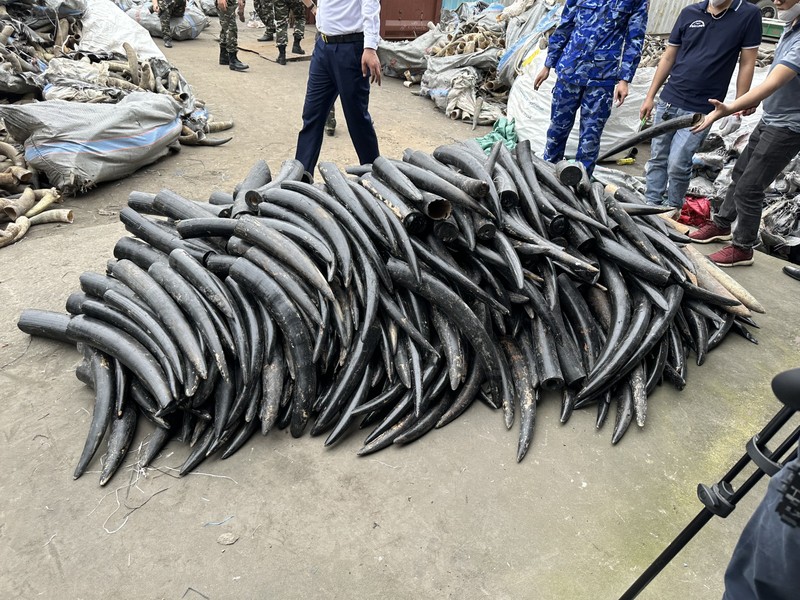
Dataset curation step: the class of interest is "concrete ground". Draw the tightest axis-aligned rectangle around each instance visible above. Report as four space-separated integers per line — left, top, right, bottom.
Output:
2 21 799 600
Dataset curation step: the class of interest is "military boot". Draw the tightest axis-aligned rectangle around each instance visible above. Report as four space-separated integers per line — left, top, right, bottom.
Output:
277 45 287 65
257 31 274 42
163 35 173 48
228 52 249 71
291 35 304 55
219 44 229 65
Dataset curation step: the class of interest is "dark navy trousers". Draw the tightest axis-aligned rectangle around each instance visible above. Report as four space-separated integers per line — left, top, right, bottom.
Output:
295 36 379 174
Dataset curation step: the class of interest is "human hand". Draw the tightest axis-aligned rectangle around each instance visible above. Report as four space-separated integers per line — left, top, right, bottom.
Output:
152 0 159 12
237 0 245 21
217 0 227 10
614 80 629 107
691 99 732 133
740 106 757 117
640 97 654 121
362 48 381 85
533 66 550 91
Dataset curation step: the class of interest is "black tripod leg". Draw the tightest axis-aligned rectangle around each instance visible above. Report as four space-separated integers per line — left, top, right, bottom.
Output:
719 406 797 486
618 406 798 600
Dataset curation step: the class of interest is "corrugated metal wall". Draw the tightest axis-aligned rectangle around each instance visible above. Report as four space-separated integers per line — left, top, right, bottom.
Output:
646 0 696 35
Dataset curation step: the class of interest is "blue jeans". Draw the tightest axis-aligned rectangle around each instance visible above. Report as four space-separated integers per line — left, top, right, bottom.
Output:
644 100 710 209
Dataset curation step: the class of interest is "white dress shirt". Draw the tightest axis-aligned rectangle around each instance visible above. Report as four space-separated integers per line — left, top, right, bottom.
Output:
316 0 381 49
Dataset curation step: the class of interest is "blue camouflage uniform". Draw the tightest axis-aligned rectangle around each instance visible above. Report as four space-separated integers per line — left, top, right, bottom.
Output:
543 0 648 173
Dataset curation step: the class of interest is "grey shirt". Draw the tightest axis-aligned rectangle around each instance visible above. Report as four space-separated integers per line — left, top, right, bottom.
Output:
763 21 800 133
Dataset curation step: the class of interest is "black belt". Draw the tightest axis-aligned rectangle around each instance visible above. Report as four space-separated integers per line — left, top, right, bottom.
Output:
320 32 364 44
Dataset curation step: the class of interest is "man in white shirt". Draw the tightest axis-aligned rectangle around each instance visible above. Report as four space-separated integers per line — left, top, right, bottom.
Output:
294 0 381 175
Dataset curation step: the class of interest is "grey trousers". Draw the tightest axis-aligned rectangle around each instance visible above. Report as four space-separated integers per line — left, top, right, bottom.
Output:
714 120 800 250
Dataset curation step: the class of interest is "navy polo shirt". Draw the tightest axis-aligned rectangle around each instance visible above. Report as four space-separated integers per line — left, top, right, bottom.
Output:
660 0 762 113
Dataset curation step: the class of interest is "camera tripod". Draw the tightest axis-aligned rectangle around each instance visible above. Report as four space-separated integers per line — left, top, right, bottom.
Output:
618 368 800 600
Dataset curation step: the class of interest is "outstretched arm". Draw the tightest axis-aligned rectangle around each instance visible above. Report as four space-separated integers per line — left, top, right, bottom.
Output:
692 65 799 132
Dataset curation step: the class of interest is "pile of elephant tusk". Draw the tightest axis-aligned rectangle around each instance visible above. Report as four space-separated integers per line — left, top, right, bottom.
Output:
17 139 764 486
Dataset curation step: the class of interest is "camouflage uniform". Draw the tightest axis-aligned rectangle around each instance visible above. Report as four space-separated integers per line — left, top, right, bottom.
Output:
157 0 186 42
274 0 305 47
218 0 239 54
545 81 614 170
543 0 648 173
254 0 275 36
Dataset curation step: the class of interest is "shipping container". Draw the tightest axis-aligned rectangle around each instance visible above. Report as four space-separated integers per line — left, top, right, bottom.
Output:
306 0 442 40
380 0 442 39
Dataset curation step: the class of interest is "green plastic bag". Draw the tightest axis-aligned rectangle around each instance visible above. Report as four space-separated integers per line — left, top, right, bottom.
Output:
476 117 518 153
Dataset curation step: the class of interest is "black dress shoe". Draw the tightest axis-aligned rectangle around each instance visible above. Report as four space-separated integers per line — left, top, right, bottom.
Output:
783 265 800 281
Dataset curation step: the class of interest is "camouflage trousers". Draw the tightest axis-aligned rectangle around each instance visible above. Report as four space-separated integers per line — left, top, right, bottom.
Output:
218 0 239 53
274 0 305 46
543 79 614 175
254 0 275 34
157 0 186 38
